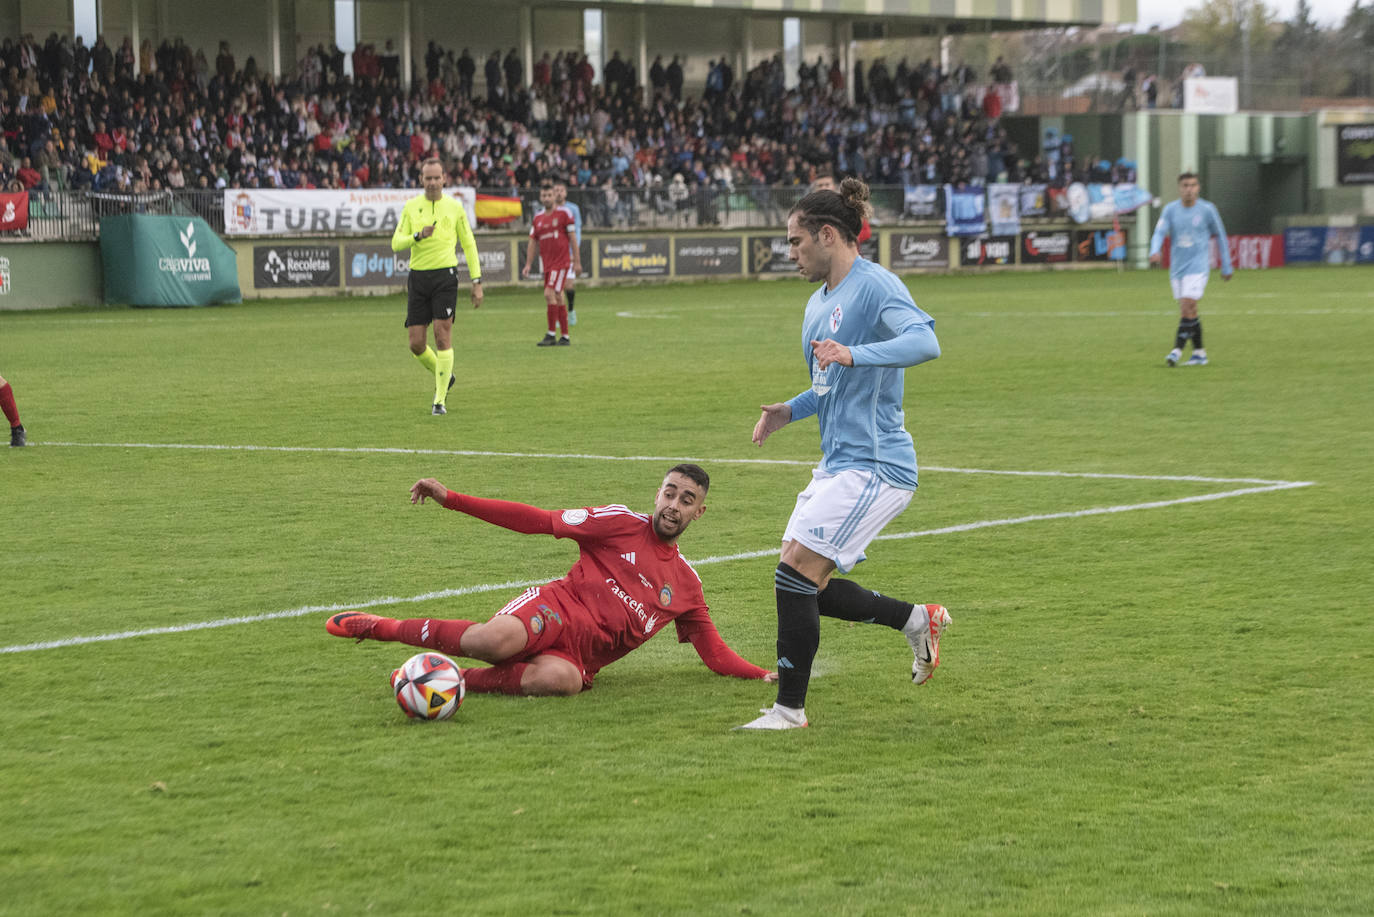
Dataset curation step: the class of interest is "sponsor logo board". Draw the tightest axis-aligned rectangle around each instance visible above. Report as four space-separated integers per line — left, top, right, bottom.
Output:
254 245 339 288
1020 231 1073 264
888 233 950 270
225 187 478 235
1283 227 1327 263
1073 228 1128 262
749 235 794 274
962 235 1016 267
598 238 669 278
1337 124 1374 185
674 236 743 275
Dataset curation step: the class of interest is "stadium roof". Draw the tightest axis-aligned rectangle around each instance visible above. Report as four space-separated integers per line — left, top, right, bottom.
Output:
535 0 1138 29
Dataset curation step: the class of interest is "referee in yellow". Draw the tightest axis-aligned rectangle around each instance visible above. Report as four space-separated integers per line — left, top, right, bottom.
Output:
392 158 483 415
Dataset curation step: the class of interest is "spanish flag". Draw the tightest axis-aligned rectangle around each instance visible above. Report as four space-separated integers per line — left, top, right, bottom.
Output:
474 193 523 226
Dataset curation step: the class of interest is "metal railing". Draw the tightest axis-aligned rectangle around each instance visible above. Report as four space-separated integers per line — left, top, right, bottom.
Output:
9 189 224 241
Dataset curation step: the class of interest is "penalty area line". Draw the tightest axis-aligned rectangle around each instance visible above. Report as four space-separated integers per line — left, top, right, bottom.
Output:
1 480 1314 656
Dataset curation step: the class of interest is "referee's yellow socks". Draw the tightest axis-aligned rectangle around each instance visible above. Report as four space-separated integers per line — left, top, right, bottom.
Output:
414 346 438 374
434 348 455 406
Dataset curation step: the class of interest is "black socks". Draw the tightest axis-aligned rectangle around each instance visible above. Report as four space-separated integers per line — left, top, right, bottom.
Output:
774 563 820 709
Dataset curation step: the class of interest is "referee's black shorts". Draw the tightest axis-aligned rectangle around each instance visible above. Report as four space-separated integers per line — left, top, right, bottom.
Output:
404 266 459 327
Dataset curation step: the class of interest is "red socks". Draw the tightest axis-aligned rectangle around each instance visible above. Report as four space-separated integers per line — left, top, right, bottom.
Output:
546 302 558 333
463 663 529 695
0 382 19 428
385 617 474 655
557 304 569 336
361 617 529 694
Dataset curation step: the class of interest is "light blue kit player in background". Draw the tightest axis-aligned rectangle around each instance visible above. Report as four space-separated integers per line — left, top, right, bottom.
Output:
1149 171 1232 367
737 178 951 732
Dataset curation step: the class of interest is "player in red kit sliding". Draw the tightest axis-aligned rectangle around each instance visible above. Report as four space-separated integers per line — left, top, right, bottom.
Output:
326 464 776 697
522 180 582 346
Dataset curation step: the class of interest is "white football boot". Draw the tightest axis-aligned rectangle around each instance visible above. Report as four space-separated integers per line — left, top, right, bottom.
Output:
734 704 808 730
905 604 952 685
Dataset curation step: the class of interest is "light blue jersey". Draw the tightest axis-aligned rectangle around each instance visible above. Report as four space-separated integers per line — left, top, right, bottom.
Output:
558 201 583 257
1150 198 1232 278
785 258 940 490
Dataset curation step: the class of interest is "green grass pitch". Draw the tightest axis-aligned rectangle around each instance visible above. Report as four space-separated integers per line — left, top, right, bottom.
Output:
2 267 1372 915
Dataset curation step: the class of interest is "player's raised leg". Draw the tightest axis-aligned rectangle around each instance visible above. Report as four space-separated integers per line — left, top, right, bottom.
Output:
815 578 951 684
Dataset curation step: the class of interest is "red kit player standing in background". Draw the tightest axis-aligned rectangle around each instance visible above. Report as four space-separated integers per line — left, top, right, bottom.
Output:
522 180 582 346
326 464 776 698
0 372 25 447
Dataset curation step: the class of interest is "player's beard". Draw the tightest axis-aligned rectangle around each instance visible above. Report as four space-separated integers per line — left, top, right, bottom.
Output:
652 510 686 541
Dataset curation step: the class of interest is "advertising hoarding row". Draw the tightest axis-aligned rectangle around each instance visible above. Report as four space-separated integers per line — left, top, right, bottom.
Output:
1283 226 1374 264
238 222 1361 296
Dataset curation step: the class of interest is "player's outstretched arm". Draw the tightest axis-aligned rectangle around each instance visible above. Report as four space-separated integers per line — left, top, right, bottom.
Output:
410 478 448 504
752 402 792 446
412 482 557 535
686 626 774 681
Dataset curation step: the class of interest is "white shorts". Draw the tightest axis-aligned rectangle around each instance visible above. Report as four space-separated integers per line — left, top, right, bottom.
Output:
782 468 914 574
1170 272 1208 301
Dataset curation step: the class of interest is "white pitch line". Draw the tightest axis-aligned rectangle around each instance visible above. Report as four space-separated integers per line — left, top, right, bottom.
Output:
0 580 544 655
1 479 1314 656
34 441 1300 485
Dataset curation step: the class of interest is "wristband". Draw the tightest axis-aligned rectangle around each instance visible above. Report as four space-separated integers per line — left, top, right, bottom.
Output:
413 232 422 242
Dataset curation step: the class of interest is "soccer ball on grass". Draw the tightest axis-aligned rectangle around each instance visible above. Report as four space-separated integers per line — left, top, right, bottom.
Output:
391 652 465 720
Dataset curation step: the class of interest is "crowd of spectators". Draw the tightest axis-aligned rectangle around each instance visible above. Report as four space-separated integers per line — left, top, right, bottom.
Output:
1 29 1099 227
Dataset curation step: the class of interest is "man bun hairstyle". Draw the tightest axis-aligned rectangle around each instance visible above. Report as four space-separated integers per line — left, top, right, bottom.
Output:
790 176 872 243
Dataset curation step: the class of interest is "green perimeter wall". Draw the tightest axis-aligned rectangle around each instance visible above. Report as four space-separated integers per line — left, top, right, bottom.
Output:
0 243 105 311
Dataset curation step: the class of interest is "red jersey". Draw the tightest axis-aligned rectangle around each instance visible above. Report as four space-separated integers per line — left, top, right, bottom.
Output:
442 492 768 683
543 503 713 674
529 207 574 271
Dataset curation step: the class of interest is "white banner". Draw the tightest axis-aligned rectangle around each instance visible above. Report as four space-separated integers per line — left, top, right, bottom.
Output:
223 187 477 236
1183 77 1238 115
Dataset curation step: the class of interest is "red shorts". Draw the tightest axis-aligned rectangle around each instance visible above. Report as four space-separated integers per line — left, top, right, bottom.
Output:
543 266 569 293
494 585 593 688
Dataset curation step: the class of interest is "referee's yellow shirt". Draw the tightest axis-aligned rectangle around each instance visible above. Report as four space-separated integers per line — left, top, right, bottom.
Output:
392 193 482 278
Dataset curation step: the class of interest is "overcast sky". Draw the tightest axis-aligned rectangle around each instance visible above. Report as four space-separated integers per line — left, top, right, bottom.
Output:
1134 0 1357 30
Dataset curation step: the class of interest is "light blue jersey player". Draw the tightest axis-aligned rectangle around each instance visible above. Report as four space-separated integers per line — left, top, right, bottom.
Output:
737 179 950 732
554 180 583 324
1149 172 1232 367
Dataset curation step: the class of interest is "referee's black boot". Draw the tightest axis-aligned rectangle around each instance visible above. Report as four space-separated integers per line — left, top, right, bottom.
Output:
431 404 447 416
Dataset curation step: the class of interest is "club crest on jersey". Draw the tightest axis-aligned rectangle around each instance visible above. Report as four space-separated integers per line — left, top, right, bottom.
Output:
659 583 673 606
561 508 588 525
829 304 844 333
